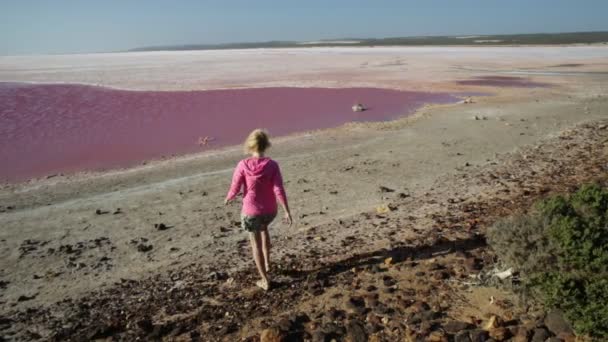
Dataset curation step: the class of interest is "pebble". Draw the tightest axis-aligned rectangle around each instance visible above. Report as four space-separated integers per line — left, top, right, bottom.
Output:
260 327 285 342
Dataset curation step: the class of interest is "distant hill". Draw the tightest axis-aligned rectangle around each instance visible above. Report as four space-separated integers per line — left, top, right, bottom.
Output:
130 31 608 52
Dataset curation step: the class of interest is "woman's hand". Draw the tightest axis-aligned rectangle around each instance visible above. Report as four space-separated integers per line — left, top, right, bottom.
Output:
283 212 293 227
224 198 231 205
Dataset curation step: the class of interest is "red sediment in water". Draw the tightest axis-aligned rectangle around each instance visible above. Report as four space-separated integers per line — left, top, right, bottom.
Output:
457 76 550 88
0 83 457 181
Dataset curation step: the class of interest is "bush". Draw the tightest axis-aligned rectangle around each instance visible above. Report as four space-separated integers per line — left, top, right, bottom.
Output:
488 183 608 338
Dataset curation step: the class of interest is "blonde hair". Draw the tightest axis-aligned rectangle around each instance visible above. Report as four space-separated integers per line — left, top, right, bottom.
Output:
244 129 271 154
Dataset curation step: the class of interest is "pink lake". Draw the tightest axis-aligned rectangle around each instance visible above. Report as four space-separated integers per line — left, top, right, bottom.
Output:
0 83 459 181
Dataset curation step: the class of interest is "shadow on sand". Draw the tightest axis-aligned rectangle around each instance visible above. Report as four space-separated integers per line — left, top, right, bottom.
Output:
274 233 487 287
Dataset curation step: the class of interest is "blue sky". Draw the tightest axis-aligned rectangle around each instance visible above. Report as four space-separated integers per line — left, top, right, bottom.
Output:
1 0 607 55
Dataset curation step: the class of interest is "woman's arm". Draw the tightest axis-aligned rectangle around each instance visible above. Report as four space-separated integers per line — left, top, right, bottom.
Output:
272 163 292 226
225 162 245 204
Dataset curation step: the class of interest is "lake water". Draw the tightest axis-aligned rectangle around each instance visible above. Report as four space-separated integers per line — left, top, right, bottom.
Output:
0 83 459 181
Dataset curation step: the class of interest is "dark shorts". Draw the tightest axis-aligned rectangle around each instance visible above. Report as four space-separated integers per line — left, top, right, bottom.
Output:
241 213 276 232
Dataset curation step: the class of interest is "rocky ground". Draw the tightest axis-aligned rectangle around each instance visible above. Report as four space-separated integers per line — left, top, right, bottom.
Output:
1 118 607 341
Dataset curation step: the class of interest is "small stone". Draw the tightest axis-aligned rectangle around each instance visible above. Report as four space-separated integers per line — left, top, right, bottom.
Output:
260 327 286 342
512 326 532 342
384 257 393 266
376 205 391 214
489 327 511 341
483 315 504 331
428 330 448 342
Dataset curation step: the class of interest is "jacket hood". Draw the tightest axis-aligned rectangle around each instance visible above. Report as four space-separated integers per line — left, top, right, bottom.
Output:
242 157 272 177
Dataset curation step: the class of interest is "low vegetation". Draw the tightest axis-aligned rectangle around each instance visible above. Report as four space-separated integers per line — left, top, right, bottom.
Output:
130 31 608 52
488 183 608 338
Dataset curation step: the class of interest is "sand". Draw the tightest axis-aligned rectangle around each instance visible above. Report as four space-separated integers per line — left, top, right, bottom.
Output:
0 46 607 340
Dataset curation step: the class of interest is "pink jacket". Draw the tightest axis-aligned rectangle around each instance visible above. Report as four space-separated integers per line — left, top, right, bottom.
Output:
226 157 288 216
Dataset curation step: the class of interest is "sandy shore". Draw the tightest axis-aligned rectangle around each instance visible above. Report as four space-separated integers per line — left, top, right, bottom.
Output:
0 46 607 340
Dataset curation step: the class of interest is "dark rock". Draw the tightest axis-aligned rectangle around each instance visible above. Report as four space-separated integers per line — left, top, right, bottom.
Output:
455 331 472 342
310 330 326 342
363 293 378 308
544 310 573 336
154 223 169 231
345 296 366 315
373 302 392 316
137 317 154 333
409 310 438 324
17 293 37 302
88 322 122 340
469 329 489 342
345 320 366 342
531 328 550 342
326 308 346 322
379 186 395 193
419 320 433 335
322 322 345 337
382 275 396 287
411 301 430 313
276 318 291 331
444 320 473 333
464 257 482 271
137 244 153 252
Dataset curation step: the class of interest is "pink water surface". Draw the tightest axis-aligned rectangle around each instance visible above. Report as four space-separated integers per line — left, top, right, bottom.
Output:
0 83 458 181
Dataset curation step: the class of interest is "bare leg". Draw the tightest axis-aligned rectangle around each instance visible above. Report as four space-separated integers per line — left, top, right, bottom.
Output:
260 226 271 273
249 231 269 289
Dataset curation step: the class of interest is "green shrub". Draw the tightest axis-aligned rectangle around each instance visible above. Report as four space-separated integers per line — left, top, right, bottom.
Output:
487 214 557 274
488 183 608 338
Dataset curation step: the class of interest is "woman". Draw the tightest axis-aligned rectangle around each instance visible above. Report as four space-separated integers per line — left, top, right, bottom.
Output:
225 129 293 290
